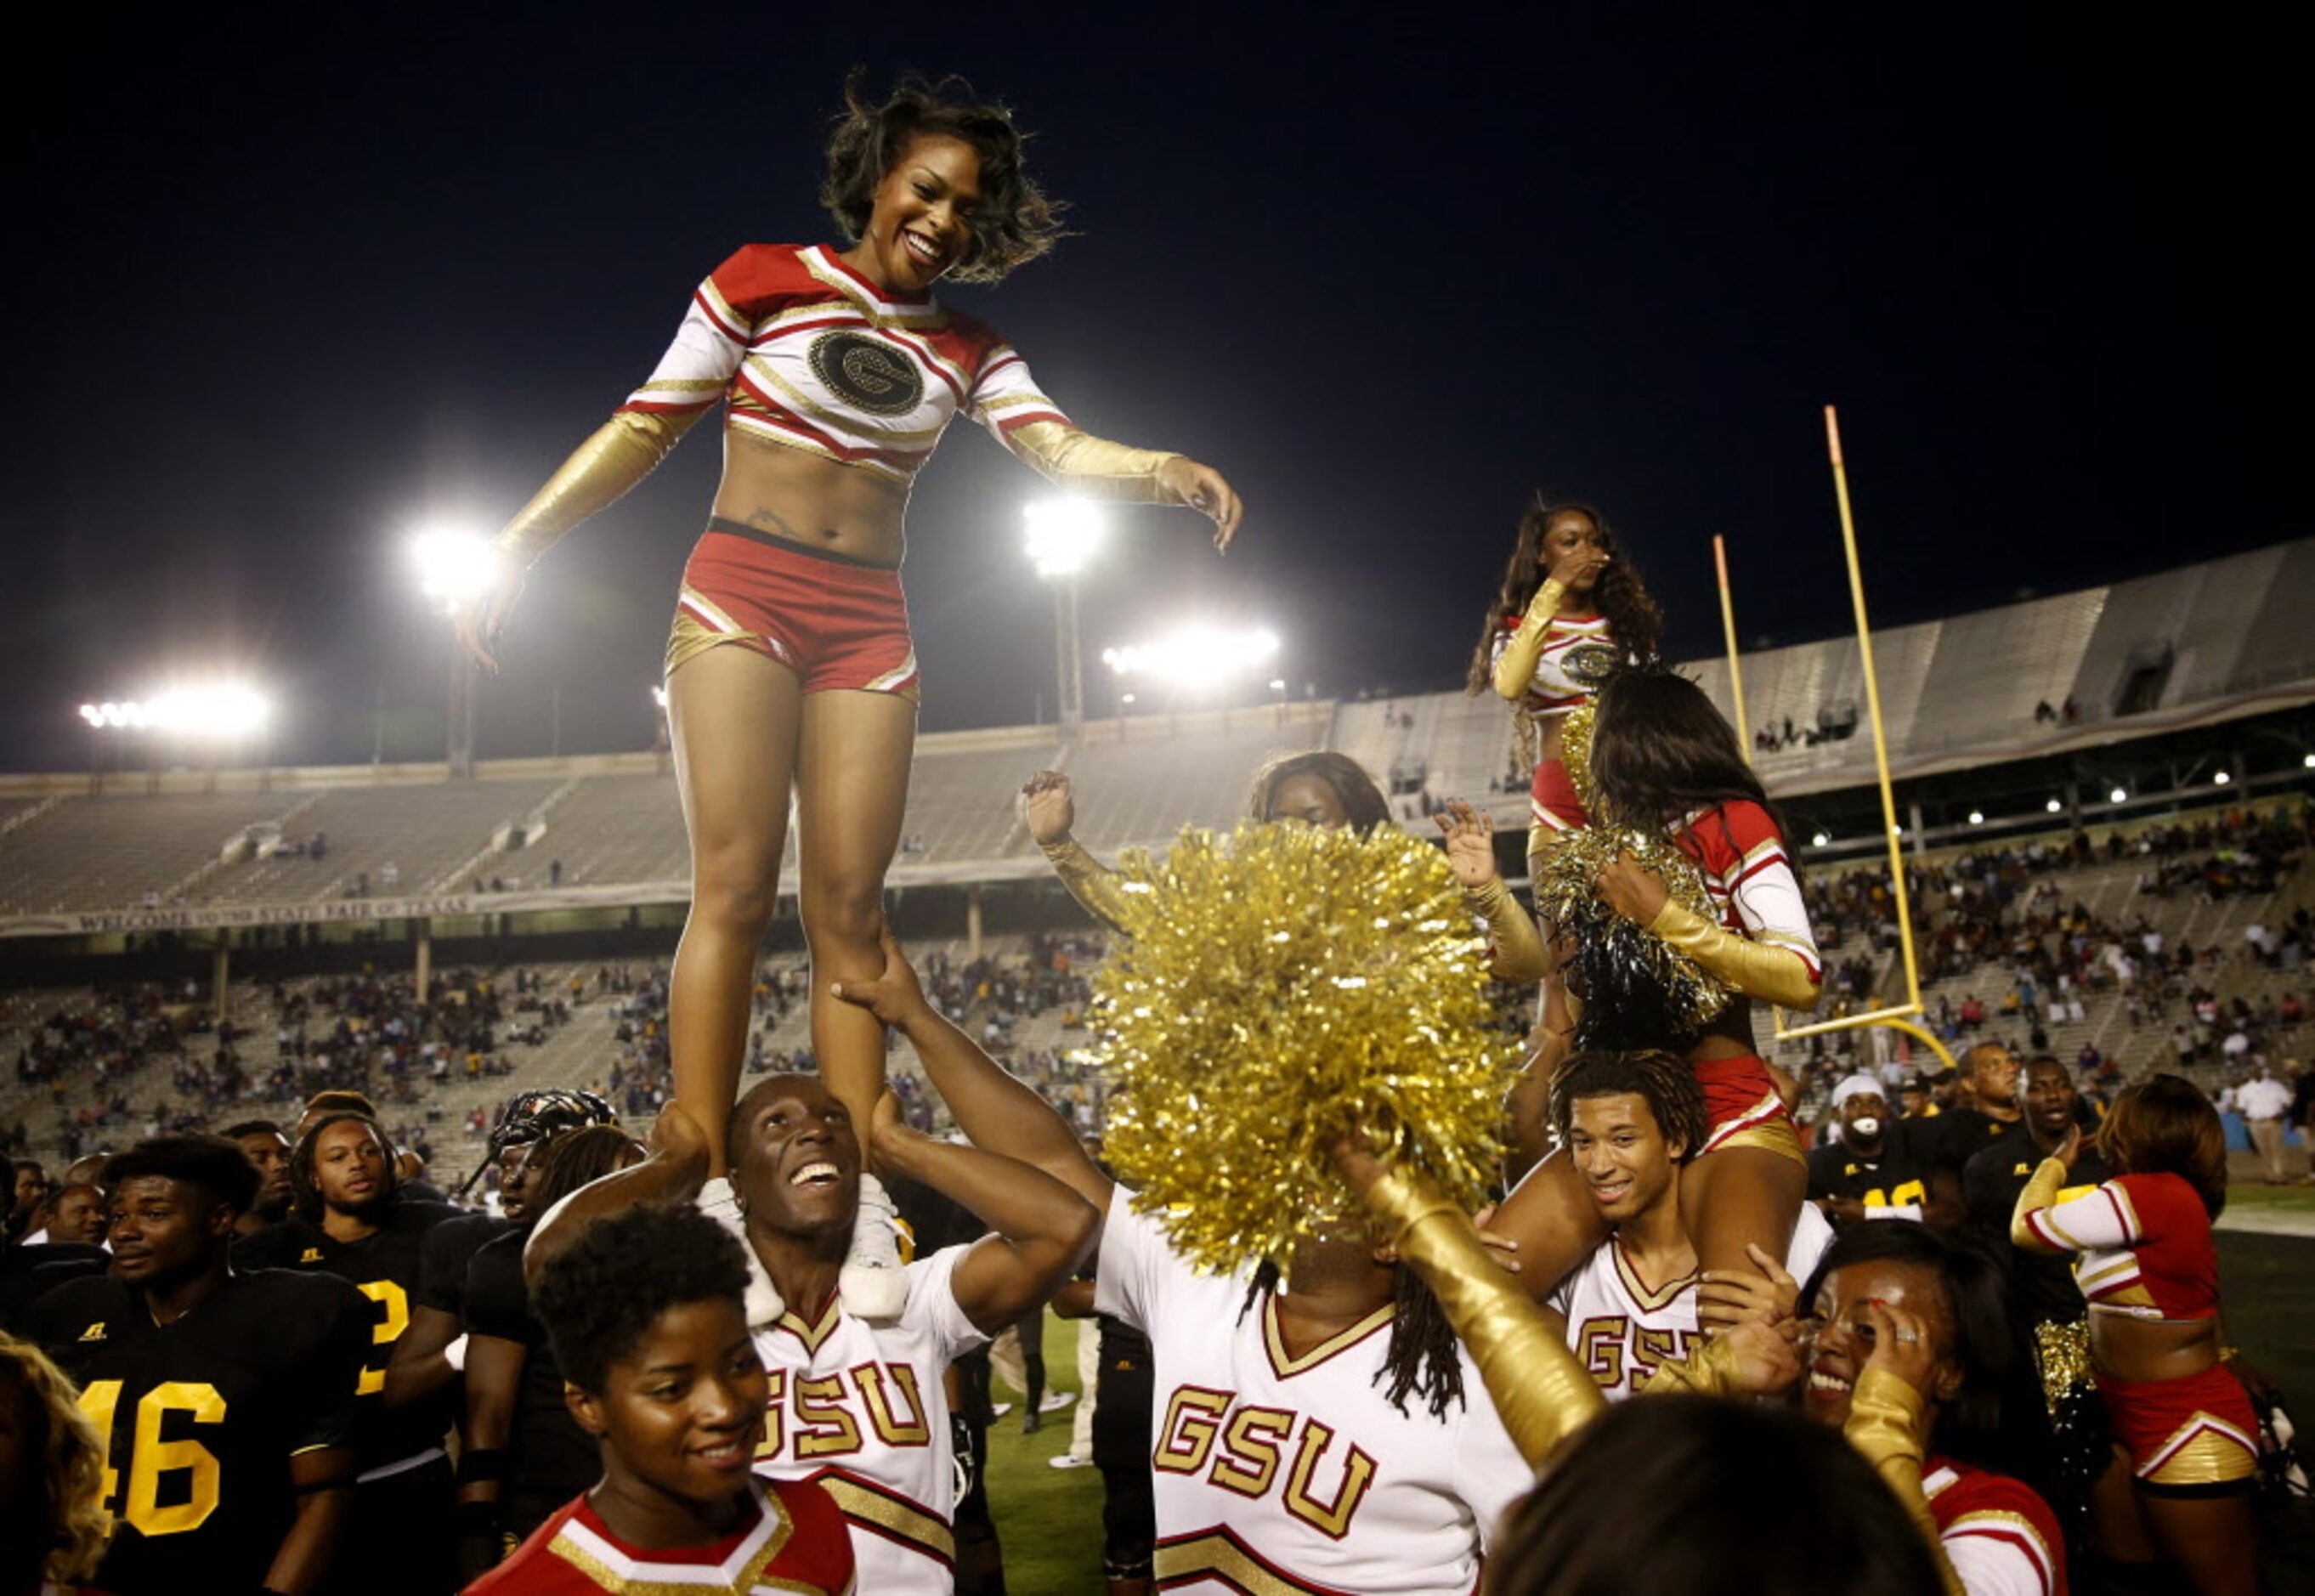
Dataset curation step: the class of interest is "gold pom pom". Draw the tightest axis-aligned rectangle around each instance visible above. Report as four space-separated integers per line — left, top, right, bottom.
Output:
1089 823 1522 1276
1530 825 1731 1047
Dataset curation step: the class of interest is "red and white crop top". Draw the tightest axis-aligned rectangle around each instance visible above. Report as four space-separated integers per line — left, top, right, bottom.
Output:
624 243 1075 486
1491 610 1618 718
1673 801 1824 985
2013 1170 2218 1322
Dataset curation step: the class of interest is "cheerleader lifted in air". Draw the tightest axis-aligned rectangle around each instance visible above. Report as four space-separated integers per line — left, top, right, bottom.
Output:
456 76 1242 1314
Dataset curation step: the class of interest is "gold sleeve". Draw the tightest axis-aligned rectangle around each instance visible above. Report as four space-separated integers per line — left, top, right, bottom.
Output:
1363 1162 1605 1469
1490 578 1570 701
2009 1157 2069 1254
1633 1332 1746 1396
1844 1368 1967 1596
1464 876 1550 983
1038 836 1135 934
1647 899 1822 1011
1005 420 1183 505
494 410 701 569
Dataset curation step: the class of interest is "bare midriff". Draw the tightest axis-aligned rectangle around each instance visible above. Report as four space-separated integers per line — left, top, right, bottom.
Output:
1690 998 1763 1061
709 430 911 569
2091 1309 2222 1384
1537 714 1571 766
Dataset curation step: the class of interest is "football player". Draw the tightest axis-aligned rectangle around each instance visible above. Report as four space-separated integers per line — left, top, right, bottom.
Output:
236 1112 463 1593
29 1135 371 1594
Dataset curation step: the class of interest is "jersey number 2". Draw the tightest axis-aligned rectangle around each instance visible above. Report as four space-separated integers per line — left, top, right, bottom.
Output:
77 1380 227 1536
355 1279 411 1395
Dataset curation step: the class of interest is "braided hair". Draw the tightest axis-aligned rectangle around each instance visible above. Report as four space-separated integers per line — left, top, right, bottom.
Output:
1236 1258 1467 1422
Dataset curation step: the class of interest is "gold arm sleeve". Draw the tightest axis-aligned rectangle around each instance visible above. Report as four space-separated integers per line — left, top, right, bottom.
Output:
2009 1157 2070 1254
1844 1368 1967 1596
1489 578 1570 701
494 410 700 569
1005 420 1184 505
1364 1162 1605 1469
1038 836 1135 935
1647 899 1822 1011
1633 1332 1746 1397
1465 876 1550 983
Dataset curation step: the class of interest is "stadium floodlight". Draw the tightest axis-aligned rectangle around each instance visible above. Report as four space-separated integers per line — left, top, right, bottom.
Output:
1101 624 1282 688
2045 797 2063 813
1025 498 1108 731
2214 770 2232 785
79 683 269 739
409 526 501 613
1809 830 1831 847
2108 786 2128 804
1023 497 1107 580
1967 810 1984 825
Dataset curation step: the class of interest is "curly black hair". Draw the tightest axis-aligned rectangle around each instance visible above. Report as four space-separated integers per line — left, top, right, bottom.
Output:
821 71 1067 286
534 1202 752 1395
101 1135 260 1216
1548 1050 1710 1163
1237 1258 1466 1422
287 1112 396 1223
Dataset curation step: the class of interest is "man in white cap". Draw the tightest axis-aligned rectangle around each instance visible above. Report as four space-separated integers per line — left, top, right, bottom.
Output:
1805 1072 1931 1225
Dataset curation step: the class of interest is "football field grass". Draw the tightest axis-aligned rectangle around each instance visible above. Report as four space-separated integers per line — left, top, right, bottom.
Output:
981 1313 1107 1593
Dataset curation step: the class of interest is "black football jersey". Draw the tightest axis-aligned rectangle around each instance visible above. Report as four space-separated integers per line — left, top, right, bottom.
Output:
235 1199 462 1466
1804 1133 1932 1214
1964 1130 2116 1327
414 1209 510 1320
30 1268 371 1594
463 1225 600 1524
0 1242 109 1334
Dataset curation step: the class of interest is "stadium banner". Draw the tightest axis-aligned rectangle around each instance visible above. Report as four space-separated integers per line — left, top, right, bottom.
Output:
0 854 1069 940
0 882 690 939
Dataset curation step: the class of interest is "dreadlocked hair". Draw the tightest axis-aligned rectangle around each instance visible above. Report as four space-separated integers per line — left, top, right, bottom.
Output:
1235 1259 1467 1421
1466 498 1664 771
288 1112 396 1223
1548 1050 1710 1161
526 1124 648 1213
821 71 1068 285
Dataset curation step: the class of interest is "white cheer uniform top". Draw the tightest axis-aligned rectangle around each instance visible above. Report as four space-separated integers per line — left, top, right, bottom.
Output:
1096 1189 1531 1595
750 1244 988 1593
1551 1202 1834 1401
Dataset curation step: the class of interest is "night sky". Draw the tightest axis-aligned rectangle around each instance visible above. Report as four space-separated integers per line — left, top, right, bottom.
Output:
7 8 2290 771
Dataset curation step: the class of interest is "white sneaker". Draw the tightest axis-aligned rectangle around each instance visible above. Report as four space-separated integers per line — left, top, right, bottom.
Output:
1048 1452 1093 1470
1039 1391 1078 1413
988 1401 1015 1419
699 1176 784 1328
839 1173 909 1324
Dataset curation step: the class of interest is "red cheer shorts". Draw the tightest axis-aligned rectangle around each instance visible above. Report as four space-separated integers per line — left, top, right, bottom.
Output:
666 520 919 702
1693 1052 1803 1165
1530 756 1589 835
2097 1362 2259 1494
